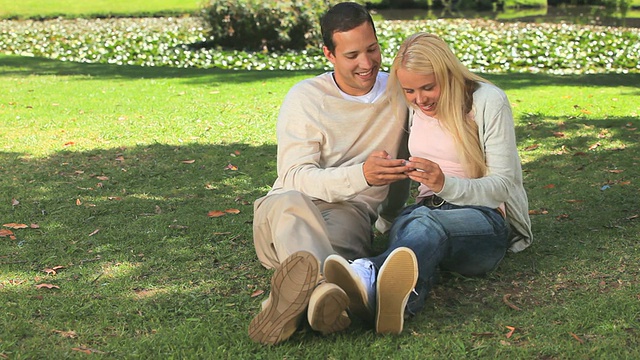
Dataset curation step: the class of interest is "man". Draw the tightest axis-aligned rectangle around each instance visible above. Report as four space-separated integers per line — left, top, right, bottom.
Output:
248 2 413 345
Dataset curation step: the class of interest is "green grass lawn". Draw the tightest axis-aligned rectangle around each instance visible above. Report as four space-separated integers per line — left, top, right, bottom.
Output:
1 54 638 358
0 0 202 18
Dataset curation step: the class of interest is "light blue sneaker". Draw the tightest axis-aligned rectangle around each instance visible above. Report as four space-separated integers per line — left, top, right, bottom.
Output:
323 255 376 322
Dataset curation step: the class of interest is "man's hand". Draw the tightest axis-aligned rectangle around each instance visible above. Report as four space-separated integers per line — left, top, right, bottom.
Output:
363 150 409 186
405 156 445 193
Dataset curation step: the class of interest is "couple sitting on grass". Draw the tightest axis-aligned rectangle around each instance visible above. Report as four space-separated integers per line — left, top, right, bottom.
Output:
248 2 532 345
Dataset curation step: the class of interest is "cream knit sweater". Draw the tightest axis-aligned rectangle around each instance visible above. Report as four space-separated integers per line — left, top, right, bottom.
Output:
267 72 409 221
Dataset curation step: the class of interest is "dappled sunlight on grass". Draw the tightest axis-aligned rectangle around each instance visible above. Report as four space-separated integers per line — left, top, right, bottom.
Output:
1 56 639 357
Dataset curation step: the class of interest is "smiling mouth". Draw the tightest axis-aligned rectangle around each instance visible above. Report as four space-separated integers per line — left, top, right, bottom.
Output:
356 68 375 78
419 102 436 112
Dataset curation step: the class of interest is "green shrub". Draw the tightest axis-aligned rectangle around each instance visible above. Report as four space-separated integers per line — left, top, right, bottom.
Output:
503 0 547 7
199 0 338 50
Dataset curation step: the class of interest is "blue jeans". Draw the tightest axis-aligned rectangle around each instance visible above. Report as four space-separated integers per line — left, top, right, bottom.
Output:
369 202 510 316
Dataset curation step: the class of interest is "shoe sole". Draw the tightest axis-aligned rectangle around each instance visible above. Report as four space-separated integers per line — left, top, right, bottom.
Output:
248 251 319 345
376 247 418 334
323 255 372 322
307 283 351 335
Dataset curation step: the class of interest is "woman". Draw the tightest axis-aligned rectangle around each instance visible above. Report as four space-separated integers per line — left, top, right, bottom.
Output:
323 33 533 335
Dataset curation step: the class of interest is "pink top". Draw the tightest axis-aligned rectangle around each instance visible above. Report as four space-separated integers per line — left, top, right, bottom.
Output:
408 110 506 214
409 111 464 201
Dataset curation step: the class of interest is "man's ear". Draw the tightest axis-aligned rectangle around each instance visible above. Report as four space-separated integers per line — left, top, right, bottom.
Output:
323 46 336 65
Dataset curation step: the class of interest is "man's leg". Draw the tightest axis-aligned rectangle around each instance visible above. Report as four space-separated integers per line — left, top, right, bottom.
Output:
250 191 372 340
253 191 335 269
253 191 373 269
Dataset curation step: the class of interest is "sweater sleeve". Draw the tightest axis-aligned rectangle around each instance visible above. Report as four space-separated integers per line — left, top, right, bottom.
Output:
436 86 520 208
274 82 370 203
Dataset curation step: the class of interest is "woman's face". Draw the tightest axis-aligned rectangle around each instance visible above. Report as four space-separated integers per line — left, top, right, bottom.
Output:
396 67 441 117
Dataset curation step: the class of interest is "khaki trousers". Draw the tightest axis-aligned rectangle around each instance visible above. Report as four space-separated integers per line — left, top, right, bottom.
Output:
253 190 374 270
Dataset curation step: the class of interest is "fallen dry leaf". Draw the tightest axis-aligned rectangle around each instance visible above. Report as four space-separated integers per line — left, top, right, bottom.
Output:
543 184 555 189
502 294 522 311
76 198 82 206
588 142 601 150
35 283 60 289
607 169 624 173
43 266 64 275
53 329 78 338
251 289 265 298
71 348 92 355
95 175 109 181
11 198 19 206
225 163 238 170
3 223 28 229
523 144 540 151
528 209 549 215
570 332 584 344
88 229 100 237
207 210 226 218
505 326 516 339
0 229 16 239
30 223 40 229
225 208 240 214
181 159 196 164
553 132 565 138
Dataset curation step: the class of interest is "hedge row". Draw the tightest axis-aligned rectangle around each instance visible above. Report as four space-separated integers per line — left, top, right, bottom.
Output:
0 17 638 74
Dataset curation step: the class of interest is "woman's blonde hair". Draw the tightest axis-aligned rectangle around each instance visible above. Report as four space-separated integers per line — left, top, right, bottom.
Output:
388 32 488 178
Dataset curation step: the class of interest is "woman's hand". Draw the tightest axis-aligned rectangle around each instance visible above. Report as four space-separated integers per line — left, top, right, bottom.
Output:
405 156 445 193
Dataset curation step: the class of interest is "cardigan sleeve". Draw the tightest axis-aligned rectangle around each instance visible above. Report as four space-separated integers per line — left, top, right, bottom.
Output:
436 87 520 208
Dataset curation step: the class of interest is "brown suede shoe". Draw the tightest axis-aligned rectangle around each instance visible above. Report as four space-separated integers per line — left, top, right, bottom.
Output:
248 251 319 345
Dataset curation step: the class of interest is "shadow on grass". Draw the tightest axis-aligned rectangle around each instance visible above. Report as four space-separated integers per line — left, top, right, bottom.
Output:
1 116 637 273
2 55 640 92
1 129 638 356
1 56 639 355
0 55 321 85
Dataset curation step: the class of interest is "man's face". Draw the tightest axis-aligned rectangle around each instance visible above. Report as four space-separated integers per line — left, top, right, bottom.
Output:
323 22 381 96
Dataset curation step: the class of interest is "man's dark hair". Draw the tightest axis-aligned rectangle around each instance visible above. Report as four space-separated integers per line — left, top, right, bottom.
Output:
320 2 376 54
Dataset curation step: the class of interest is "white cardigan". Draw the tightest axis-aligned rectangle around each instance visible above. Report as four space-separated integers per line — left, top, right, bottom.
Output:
433 82 533 252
